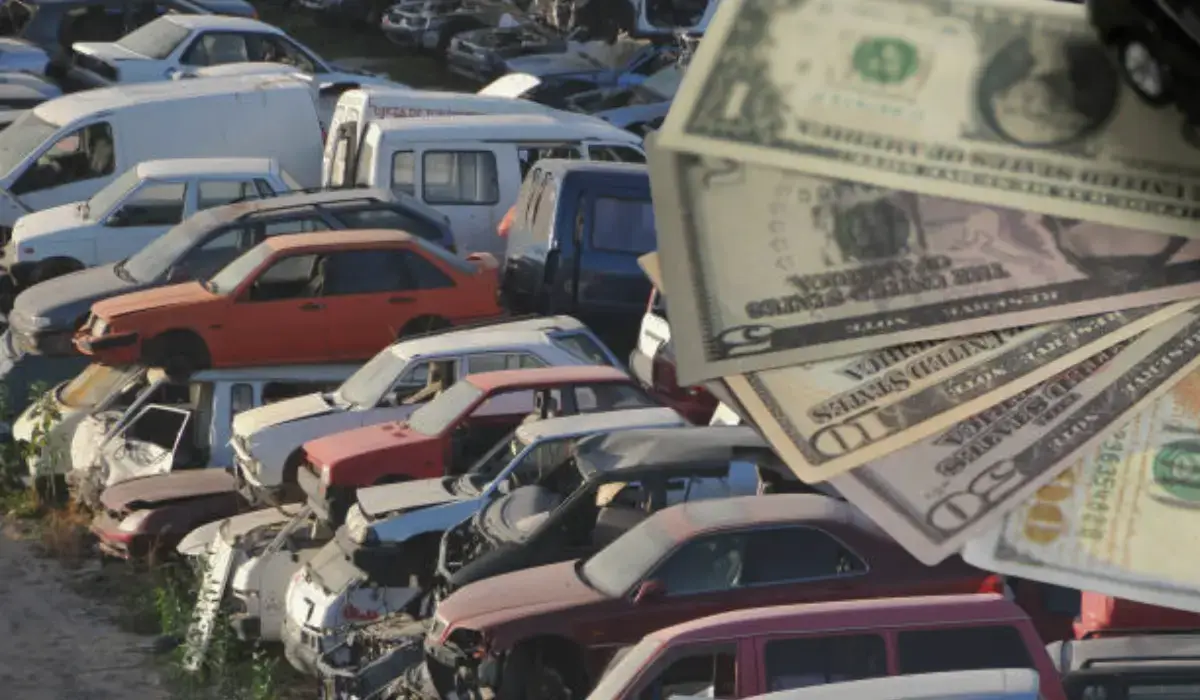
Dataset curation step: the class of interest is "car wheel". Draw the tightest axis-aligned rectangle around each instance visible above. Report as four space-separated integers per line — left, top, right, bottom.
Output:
1119 38 1172 106
146 330 211 378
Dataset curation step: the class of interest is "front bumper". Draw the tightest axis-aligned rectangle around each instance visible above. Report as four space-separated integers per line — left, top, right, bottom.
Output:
316 625 431 699
73 330 138 362
8 323 77 356
90 510 140 559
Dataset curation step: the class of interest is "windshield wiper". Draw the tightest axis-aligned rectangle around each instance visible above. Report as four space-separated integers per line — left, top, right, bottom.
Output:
113 258 136 283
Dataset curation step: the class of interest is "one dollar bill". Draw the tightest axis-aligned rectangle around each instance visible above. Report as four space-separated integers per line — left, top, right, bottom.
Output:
831 301 1200 564
648 150 1200 383
657 0 1200 240
963 379 1200 614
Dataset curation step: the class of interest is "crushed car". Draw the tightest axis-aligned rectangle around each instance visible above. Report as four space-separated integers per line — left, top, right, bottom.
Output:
231 315 622 504
381 0 531 55
445 20 566 83
294 364 657 526
279 407 686 675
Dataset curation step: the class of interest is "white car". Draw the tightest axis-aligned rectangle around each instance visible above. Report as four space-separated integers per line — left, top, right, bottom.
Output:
6 157 298 280
280 408 687 663
69 14 397 87
231 315 622 500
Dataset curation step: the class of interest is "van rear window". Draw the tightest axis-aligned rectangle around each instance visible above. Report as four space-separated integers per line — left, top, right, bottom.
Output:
763 634 886 692
592 197 656 254
897 626 1033 675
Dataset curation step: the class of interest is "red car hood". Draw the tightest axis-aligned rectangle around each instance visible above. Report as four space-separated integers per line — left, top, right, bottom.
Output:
438 560 605 628
302 421 432 467
92 281 214 319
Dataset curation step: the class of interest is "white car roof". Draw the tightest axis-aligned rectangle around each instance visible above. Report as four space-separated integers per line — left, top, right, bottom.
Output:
149 364 360 384
136 157 279 179
371 113 642 145
162 14 282 33
386 316 590 357
515 408 686 443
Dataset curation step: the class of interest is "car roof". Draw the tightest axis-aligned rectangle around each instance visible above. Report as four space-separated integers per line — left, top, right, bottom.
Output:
394 329 572 357
515 408 685 442
259 229 415 252
642 493 885 546
35 74 303 126
534 159 647 178
573 425 769 476
371 113 640 144
648 594 1024 646
149 364 360 383
464 365 631 390
1048 634 1200 673
135 158 277 179
162 13 277 32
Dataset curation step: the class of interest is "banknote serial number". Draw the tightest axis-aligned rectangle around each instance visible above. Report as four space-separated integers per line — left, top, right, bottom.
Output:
1079 432 1124 540
745 257 1013 319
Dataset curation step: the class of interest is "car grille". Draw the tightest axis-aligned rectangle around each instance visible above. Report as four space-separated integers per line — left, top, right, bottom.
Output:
73 53 118 82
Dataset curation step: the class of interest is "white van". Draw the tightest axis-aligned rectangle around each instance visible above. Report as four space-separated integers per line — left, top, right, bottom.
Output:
322 86 604 187
338 113 647 255
0 73 324 230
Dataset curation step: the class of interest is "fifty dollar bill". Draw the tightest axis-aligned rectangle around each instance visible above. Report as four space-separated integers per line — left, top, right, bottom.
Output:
639 252 1192 480
964 375 1200 613
648 151 1200 384
657 0 1200 239
831 301 1200 564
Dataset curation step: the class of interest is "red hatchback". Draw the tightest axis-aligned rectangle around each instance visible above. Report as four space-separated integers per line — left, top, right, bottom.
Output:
419 494 1005 700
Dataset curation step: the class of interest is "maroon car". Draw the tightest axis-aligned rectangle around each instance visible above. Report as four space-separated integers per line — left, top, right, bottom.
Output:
409 493 1004 700
91 470 245 559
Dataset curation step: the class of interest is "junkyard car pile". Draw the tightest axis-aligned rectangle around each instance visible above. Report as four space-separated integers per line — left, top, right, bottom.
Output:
3 2 1200 700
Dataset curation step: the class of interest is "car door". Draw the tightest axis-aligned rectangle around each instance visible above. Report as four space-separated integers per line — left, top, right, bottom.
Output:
223 251 331 365
193 177 266 215
8 121 117 217
94 179 187 264
412 143 512 256
178 31 251 67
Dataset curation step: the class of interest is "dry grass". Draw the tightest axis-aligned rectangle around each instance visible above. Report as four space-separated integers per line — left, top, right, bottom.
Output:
36 500 94 567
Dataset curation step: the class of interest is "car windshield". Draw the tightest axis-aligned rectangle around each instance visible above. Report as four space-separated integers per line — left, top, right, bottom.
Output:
638 64 683 101
0 109 60 178
57 364 141 409
454 431 527 495
121 219 204 283
336 348 411 408
86 169 142 219
204 244 272 295
580 515 676 597
117 17 192 59
405 381 483 436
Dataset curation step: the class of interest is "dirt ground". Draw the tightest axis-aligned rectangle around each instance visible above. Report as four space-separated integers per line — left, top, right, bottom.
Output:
0 526 170 700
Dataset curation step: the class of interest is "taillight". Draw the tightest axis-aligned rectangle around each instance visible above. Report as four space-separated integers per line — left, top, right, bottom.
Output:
979 574 1006 596
498 205 515 238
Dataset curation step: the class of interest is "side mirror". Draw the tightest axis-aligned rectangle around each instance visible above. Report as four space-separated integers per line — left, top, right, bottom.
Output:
632 579 666 604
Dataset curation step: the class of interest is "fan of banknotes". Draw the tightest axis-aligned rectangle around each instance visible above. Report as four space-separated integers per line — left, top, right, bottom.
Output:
645 0 1200 614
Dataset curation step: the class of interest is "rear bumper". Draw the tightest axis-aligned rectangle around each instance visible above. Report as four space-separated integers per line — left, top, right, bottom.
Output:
90 511 139 559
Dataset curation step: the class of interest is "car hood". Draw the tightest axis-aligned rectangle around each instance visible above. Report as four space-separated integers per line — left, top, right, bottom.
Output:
302 421 429 469
99 469 237 511
503 52 603 76
176 503 302 557
438 560 603 625
10 263 139 329
356 477 458 518
233 393 338 437
72 42 151 61
478 72 540 98
91 281 214 318
13 201 87 239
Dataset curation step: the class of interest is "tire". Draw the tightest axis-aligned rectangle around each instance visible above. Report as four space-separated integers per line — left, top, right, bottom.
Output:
497 643 585 700
144 330 211 378
1118 36 1172 106
397 315 451 338
27 258 83 286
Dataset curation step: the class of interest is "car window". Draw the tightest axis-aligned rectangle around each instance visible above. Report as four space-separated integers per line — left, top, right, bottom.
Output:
182 32 250 66
398 249 455 289
230 383 254 416
245 253 319 301
116 16 190 59
392 150 415 195
329 206 448 247
896 626 1034 675
255 179 278 197
739 527 866 585
466 353 545 374
262 381 339 403
652 532 746 596
637 647 737 700
588 145 647 163
422 151 499 205
12 122 114 195
197 180 261 210
592 197 656 254
109 182 186 227
177 227 252 278
572 383 655 412
250 33 318 73
324 249 414 295
763 634 887 692
530 174 557 243
263 217 330 236
550 331 612 365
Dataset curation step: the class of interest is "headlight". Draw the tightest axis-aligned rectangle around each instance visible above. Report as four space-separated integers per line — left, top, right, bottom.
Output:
28 315 52 329
91 317 108 336
117 509 151 533
345 505 375 545
319 463 331 488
